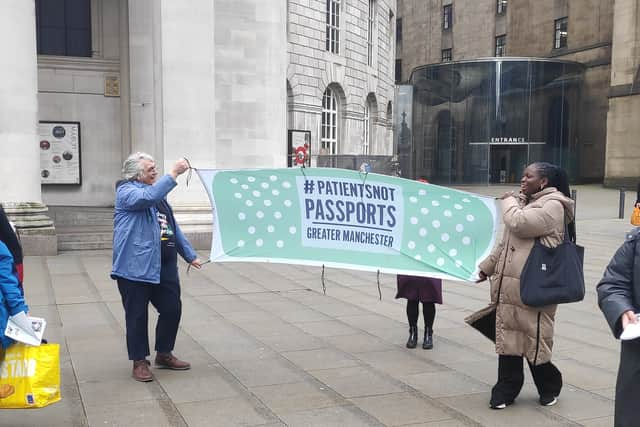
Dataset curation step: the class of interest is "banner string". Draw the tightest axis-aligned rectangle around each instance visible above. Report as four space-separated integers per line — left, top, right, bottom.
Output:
183 157 194 187
321 264 326 295
377 270 382 300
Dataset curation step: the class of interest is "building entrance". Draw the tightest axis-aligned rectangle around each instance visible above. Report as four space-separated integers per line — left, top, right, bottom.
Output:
489 145 528 184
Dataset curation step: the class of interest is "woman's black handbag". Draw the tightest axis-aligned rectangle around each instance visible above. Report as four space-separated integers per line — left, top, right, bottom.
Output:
520 226 585 307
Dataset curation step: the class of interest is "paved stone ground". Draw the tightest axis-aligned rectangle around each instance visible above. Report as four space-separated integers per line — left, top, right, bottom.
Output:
2 185 635 426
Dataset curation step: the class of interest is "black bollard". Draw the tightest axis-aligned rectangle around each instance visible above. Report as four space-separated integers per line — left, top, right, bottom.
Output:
619 189 625 219
571 189 577 218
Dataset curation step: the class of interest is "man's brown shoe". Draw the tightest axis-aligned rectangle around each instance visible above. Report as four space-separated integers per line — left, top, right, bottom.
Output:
155 353 191 370
132 360 153 382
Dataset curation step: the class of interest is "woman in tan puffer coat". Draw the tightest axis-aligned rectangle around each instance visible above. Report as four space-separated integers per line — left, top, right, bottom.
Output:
466 162 576 410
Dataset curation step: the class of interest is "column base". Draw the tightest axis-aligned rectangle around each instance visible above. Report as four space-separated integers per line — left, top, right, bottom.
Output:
3 202 57 256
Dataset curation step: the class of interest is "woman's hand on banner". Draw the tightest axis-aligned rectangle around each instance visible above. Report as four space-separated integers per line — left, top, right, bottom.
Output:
475 271 488 283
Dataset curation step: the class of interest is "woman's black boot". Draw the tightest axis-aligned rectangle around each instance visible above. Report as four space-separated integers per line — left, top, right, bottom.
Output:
406 326 418 348
423 327 433 349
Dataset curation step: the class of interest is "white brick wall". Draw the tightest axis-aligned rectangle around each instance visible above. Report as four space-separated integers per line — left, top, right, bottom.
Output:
287 0 396 158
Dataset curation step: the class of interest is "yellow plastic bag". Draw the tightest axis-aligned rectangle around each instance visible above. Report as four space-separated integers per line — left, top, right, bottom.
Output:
632 207 640 226
0 343 61 408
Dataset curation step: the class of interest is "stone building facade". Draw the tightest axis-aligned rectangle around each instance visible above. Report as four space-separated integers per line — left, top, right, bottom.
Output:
0 0 397 254
287 0 397 164
606 0 640 187
396 0 613 183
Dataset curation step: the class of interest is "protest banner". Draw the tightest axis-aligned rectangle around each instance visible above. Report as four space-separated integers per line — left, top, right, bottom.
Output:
197 168 497 281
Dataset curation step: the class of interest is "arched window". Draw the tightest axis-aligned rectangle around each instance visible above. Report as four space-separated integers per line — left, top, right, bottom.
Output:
364 94 377 155
321 88 339 154
363 103 370 155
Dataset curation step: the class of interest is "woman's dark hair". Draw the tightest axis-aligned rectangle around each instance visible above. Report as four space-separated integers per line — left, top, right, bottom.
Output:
532 162 576 242
0 205 23 264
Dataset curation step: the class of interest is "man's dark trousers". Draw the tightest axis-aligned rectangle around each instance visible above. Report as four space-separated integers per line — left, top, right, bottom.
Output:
116 277 182 360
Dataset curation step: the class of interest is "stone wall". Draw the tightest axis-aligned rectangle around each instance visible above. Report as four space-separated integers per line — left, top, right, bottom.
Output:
287 0 396 159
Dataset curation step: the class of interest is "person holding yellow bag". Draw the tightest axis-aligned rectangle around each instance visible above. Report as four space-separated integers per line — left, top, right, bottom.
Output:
0 239 29 400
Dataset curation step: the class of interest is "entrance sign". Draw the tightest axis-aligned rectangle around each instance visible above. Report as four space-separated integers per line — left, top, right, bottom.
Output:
197 168 498 281
38 121 81 185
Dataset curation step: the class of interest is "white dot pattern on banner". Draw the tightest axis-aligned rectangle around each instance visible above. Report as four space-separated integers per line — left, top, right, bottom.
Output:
245 200 253 207
248 226 256 234
256 211 264 219
252 190 261 197
276 240 284 248
248 177 255 182
289 226 296 234
238 213 246 221
284 200 292 207
261 183 269 189
256 239 263 247
282 181 291 189
410 196 418 203
269 175 277 181
241 184 249 190
230 178 238 184
399 183 493 275
415 254 422 260
267 225 275 233
272 189 280 196
237 240 245 247
274 211 282 219
264 200 272 207
234 193 242 199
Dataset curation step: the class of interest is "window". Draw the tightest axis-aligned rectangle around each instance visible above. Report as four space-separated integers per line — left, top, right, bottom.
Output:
495 35 506 57
554 17 568 49
443 5 452 30
36 0 92 57
396 18 402 43
441 48 452 62
395 59 402 83
363 102 371 155
367 0 376 66
497 0 507 15
321 88 339 154
326 0 341 54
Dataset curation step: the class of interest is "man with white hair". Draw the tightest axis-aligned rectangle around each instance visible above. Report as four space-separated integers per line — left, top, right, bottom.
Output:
111 152 202 382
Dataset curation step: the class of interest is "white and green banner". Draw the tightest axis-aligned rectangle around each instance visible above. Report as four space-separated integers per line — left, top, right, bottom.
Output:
197 168 497 281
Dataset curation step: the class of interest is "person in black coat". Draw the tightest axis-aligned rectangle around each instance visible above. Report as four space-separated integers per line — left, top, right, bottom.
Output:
596 227 640 427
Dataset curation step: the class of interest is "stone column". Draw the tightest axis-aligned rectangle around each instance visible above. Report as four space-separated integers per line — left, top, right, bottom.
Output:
0 0 56 255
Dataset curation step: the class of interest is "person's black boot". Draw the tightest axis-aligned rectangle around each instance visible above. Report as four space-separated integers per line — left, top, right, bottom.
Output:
406 326 418 348
423 327 433 349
